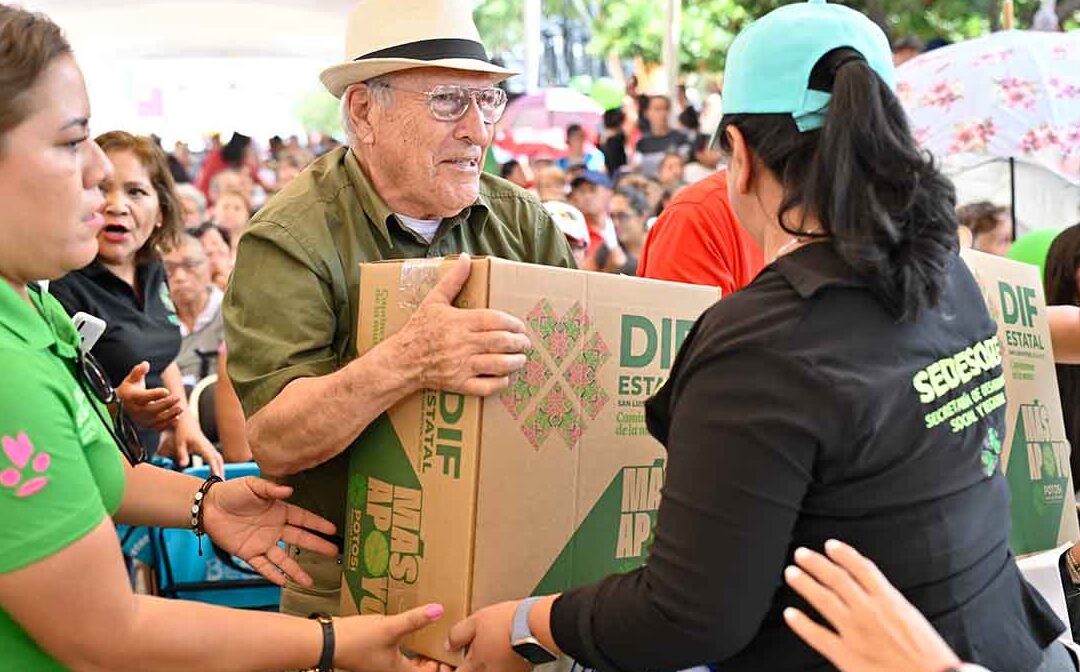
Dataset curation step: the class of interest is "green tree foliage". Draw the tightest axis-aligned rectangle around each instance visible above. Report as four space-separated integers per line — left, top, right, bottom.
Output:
476 0 1079 74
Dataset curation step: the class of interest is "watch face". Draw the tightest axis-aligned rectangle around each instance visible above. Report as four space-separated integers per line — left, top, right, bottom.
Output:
512 640 558 665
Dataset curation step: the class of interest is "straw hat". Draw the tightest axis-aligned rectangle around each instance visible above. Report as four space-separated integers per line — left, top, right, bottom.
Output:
320 0 518 98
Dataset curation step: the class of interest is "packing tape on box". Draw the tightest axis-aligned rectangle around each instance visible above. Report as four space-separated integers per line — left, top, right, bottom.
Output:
399 258 443 310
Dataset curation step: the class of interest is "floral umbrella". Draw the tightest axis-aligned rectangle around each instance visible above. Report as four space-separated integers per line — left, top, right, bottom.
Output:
897 30 1080 187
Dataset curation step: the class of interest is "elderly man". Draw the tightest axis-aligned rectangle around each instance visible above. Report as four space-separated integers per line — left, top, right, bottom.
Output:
223 0 575 616
164 234 225 386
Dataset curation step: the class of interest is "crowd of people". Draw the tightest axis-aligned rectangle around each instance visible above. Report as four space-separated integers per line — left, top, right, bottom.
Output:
3 0 1080 671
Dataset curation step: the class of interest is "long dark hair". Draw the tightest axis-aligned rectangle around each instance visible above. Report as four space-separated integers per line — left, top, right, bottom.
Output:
1044 224 1080 307
718 48 959 321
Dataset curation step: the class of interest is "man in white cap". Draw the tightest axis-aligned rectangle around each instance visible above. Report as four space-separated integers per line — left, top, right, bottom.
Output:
223 0 576 616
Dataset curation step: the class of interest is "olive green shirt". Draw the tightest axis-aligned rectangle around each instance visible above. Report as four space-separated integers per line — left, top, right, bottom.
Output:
223 147 575 529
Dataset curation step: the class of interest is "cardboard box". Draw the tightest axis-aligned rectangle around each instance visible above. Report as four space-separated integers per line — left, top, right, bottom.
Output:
340 257 719 662
961 250 1080 555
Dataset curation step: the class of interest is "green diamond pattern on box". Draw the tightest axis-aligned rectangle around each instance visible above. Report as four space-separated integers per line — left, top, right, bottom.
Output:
1007 400 1070 555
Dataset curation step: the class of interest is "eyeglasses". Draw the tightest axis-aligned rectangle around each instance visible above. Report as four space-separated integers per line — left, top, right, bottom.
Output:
164 258 207 276
610 212 636 223
384 84 508 124
75 350 146 466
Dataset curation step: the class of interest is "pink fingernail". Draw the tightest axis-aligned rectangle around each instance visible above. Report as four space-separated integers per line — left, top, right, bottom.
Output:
426 604 445 619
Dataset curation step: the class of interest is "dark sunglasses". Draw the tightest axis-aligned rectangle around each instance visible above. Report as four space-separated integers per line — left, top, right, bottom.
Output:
75 350 146 466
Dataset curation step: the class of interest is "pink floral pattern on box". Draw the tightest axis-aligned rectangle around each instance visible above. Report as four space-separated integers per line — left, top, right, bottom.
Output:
920 80 965 111
525 300 589 368
501 298 618 450
995 77 1040 111
949 118 996 154
520 386 584 449
562 331 611 420
1019 124 1061 154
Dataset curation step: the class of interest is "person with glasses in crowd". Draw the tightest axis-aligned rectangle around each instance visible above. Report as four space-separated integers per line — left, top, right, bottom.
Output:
49 131 224 475
608 186 650 275
223 0 575 619
162 233 225 386
0 6 454 671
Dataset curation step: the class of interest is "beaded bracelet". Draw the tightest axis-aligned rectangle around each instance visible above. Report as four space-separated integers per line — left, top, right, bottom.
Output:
1067 547 1080 586
190 475 223 556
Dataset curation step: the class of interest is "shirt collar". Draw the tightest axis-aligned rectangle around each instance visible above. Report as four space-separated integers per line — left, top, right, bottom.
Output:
181 286 223 337
771 241 867 299
343 148 491 246
0 281 79 358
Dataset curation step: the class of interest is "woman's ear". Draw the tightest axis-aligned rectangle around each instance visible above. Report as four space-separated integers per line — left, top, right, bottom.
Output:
726 125 753 196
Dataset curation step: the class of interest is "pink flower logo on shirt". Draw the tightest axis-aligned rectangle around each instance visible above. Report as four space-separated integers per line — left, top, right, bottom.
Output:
1 432 51 498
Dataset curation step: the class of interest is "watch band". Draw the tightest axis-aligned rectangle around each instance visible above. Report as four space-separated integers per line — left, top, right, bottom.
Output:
308 612 335 672
512 597 543 643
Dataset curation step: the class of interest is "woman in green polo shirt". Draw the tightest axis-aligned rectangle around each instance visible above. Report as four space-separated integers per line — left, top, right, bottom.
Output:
0 5 447 671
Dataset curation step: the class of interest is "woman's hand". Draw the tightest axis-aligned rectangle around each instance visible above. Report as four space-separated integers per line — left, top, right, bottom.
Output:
783 540 963 672
116 361 182 431
158 415 225 476
447 601 531 672
335 604 455 672
201 477 338 587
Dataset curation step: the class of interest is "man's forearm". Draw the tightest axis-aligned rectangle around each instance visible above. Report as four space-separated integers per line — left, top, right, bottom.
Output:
246 337 420 476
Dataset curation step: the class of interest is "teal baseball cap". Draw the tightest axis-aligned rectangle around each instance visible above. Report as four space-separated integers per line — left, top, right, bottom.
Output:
721 0 896 132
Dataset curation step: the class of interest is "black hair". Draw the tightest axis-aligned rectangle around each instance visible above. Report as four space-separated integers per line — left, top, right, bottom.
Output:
678 105 700 132
614 186 649 216
188 221 233 249
718 47 959 322
566 124 584 140
222 132 252 166
1045 224 1080 307
692 134 713 155
499 159 521 179
603 108 626 130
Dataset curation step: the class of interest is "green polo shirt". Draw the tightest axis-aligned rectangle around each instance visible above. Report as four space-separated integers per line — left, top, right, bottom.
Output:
0 281 126 671
224 146 574 530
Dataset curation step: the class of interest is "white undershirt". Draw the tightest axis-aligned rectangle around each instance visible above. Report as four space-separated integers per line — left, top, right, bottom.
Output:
397 213 442 244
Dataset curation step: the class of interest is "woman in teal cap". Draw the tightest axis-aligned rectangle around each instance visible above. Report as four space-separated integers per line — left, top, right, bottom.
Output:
0 5 449 670
447 1 1071 671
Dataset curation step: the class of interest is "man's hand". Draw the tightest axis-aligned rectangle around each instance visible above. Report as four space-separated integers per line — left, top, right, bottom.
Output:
394 255 530 397
116 361 183 431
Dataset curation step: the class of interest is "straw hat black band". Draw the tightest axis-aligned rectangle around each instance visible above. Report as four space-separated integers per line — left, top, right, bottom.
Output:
354 38 490 63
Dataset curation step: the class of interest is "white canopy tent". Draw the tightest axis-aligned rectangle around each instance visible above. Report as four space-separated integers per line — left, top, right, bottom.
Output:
19 1 358 147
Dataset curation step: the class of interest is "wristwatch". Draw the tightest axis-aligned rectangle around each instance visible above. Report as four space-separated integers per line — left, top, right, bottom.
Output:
511 597 558 665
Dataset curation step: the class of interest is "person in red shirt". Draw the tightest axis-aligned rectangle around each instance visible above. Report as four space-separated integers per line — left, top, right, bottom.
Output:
637 169 764 296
